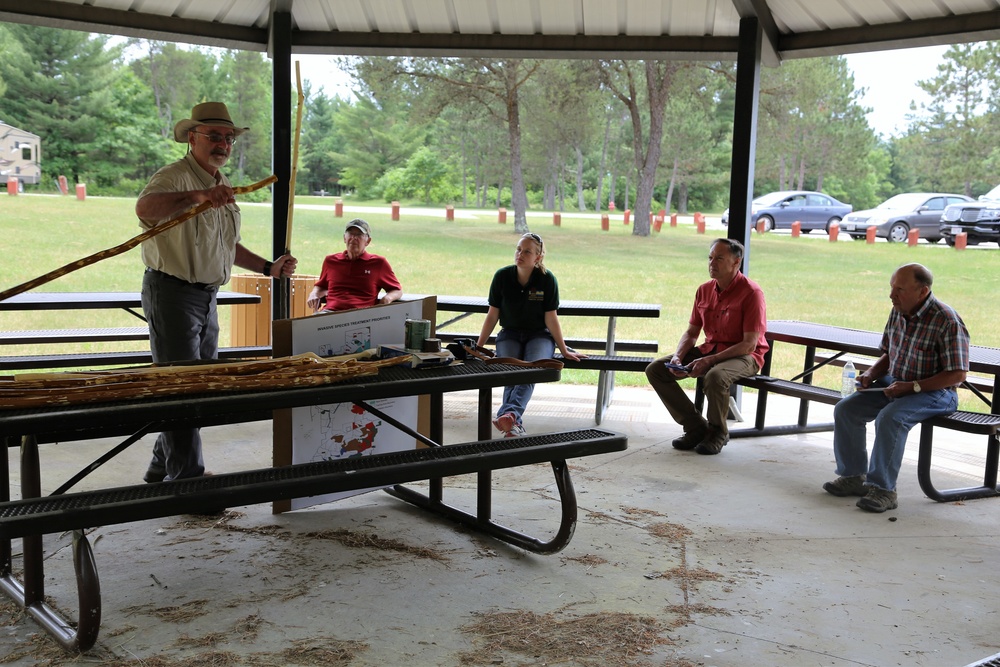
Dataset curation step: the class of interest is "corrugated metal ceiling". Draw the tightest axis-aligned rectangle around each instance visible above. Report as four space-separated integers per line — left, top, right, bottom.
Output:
0 0 998 63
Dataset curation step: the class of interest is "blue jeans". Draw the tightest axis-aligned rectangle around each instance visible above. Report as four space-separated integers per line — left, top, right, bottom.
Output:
495 328 556 424
832 375 957 491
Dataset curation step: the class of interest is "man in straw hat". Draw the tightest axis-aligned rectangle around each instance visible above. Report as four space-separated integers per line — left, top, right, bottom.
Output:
136 101 297 484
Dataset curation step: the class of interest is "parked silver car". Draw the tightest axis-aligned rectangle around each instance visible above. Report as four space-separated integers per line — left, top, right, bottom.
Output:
721 190 851 232
843 193 972 243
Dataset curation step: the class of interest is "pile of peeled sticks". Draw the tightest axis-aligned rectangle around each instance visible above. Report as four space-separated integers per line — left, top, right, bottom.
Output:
0 352 410 409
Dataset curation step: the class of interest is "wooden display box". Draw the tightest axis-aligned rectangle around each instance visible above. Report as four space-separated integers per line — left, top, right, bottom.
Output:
229 273 317 346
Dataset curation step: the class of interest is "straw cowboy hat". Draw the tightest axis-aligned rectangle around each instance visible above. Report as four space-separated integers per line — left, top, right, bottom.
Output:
173 102 250 142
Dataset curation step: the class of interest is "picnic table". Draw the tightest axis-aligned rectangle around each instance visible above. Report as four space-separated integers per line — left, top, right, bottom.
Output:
407 294 662 423
0 291 265 370
724 320 1000 503
0 359 627 651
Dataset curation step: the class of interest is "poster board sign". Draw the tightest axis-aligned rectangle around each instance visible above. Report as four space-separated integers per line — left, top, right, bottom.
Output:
271 297 436 512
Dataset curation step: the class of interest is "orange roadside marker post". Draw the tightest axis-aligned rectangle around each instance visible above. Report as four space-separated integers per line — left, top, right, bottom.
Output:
866 226 876 244
828 222 840 242
955 232 967 250
907 228 919 246
791 221 801 237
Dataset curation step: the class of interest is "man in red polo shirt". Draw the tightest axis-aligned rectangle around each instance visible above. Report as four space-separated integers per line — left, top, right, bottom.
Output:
645 238 768 455
306 218 403 312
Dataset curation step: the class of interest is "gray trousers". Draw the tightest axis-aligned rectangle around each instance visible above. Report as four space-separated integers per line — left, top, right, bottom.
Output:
141 269 219 481
645 351 758 436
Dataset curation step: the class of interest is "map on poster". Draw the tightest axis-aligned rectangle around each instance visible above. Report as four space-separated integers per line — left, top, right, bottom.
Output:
286 299 427 509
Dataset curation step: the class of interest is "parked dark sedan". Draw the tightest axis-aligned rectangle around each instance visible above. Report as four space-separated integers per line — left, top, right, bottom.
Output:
843 193 972 243
721 190 852 232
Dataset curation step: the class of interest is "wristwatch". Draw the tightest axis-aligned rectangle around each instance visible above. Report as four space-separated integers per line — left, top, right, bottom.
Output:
913 381 922 394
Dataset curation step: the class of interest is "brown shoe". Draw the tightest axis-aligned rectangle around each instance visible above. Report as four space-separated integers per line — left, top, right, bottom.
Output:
694 429 729 455
856 486 898 513
672 427 707 450
823 475 867 497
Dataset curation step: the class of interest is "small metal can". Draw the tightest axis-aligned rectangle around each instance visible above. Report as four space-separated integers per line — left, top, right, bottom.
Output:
405 318 431 350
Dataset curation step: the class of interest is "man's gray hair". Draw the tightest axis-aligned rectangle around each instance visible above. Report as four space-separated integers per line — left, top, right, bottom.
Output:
711 238 745 261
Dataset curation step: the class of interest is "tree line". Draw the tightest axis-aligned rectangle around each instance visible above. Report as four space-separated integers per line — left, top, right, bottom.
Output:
1 23 998 236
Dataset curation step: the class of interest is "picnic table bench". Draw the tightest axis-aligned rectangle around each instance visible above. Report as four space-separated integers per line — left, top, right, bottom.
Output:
407 294 661 423
0 291 264 371
715 320 1000 503
0 360 627 652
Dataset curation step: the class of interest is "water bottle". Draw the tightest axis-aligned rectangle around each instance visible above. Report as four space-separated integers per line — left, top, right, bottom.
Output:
841 360 857 397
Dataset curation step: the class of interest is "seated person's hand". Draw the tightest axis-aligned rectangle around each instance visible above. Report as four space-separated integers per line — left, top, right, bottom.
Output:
306 287 326 312
667 356 692 377
561 347 585 362
685 357 712 377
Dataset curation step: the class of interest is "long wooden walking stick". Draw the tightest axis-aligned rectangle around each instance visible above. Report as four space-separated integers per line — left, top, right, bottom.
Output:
287 61 304 257
277 61 305 320
0 175 277 303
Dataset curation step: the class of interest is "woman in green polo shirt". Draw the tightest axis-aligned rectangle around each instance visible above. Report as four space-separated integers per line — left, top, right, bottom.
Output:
477 232 582 437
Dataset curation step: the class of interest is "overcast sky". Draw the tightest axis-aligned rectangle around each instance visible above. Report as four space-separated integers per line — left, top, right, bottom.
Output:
295 46 950 140
843 45 948 138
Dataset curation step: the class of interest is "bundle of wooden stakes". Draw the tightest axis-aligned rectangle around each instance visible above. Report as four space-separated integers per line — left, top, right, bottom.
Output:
0 352 410 409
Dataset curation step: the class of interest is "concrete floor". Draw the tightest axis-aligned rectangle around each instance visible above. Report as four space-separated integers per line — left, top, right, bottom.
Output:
1 382 998 667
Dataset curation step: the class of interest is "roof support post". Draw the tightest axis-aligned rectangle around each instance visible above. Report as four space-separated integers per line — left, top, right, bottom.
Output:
269 9 292 320
728 16 762 275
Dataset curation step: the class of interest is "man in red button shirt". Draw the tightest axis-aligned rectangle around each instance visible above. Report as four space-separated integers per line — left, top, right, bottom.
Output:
307 219 403 312
646 238 769 455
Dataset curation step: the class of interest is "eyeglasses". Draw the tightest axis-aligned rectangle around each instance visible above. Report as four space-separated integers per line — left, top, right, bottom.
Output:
192 131 236 146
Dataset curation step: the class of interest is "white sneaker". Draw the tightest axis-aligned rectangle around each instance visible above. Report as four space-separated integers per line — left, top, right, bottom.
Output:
505 424 527 438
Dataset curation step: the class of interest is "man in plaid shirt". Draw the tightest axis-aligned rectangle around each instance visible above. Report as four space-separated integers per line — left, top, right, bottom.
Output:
823 263 970 512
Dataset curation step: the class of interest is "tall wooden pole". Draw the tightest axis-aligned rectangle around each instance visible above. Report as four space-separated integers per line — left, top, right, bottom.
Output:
277 61 304 321
0 176 277 303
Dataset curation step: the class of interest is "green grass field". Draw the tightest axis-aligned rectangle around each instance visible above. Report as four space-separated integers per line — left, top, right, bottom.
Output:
2 193 998 402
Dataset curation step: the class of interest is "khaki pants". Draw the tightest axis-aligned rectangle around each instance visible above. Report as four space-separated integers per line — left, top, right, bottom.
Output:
645 352 758 436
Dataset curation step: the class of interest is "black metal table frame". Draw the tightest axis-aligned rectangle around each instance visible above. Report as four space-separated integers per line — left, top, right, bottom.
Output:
0 362 572 651
740 320 1000 439
407 294 662 423
720 321 1000 501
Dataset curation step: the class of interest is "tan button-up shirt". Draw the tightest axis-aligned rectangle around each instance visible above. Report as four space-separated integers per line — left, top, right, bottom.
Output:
137 152 241 286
